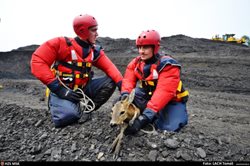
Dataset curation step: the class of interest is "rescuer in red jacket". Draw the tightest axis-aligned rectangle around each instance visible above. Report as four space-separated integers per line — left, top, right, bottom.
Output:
31 14 123 128
117 30 189 135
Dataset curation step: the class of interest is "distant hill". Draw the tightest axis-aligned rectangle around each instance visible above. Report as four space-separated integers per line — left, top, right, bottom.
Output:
1 35 250 94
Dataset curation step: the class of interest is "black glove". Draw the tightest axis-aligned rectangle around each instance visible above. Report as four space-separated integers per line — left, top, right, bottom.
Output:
112 92 129 106
47 79 82 103
120 93 129 101
116 81 122 92
124 115 150 135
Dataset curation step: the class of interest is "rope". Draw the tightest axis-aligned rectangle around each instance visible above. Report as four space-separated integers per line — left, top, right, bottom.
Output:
127 112 156 134
75 88 95 113
56 76 95 114
140 123 156 134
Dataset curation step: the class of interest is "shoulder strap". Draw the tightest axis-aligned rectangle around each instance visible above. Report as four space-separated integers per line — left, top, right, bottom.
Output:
64 36 72 46
64 36 102 61
93 45 102 60
64 36 90 60
83 47 90 59
156 55 181 72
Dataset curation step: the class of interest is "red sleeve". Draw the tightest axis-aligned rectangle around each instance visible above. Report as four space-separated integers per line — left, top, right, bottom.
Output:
93 50 123 84
121 58 138 93
30 37 62 85
146 65 180 113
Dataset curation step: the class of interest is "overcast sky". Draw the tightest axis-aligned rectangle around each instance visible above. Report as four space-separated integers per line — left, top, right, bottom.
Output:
0 0 249 51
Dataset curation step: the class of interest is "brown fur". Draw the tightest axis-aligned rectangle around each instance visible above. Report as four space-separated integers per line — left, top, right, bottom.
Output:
109 89 140 159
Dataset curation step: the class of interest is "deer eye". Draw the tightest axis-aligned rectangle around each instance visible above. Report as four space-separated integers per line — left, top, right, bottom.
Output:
120 111 125 115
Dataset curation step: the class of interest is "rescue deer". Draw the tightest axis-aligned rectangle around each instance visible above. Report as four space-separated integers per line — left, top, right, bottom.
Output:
109 89 140 159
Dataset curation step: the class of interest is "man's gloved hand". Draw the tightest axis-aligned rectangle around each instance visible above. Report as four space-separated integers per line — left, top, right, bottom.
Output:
47 79 82 103
124 114 150 135
112 92 129 106
120 93 129 101
124 108 157 135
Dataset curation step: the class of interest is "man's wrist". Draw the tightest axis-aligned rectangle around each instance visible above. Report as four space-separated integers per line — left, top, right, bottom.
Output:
143 108 157 122
47 79 61 92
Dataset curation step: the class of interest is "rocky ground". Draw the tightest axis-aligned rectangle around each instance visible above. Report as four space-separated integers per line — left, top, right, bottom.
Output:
0 35 250 162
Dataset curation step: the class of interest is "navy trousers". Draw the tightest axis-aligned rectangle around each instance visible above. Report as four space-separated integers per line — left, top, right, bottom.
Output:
133 87 188 132
48 76 116 127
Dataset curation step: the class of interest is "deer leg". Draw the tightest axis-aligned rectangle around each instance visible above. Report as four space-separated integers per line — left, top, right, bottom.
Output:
112 125 127 159
112 132 122 159
109 124 126 154
109 134 120 154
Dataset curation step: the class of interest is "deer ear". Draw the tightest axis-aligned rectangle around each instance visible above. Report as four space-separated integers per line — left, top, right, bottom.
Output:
128 89 135 104
122 95 129 103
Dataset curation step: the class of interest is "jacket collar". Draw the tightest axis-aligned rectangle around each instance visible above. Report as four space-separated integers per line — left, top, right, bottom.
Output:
75 37 91 48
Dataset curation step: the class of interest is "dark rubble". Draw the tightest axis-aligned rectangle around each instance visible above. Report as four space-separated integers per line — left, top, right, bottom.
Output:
0 35 250 162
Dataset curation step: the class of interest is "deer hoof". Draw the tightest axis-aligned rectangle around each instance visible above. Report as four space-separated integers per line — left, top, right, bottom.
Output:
108 147 114 153
113 154 119 160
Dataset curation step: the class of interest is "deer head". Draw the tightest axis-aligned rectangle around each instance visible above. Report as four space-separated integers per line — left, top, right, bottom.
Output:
110 89 140 127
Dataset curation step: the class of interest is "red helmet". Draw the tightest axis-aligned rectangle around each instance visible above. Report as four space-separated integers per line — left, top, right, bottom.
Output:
136 30 161 54
73 14 98 40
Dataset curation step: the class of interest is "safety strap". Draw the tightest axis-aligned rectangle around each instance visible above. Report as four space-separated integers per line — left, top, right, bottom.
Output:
139 80 157 96
93 45 102 60
58 61 92 72
65 36 101 61
53 37 102 89
176 81 189 101
177 90 189 99
56 71 90 79
65 37 72 46
83 47 90 58
136 55 189 100
139 80 156 88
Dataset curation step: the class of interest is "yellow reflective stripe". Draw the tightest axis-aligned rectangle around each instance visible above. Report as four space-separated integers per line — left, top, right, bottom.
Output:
63 61 93 67
77 62 83 67
58 73 89 78
45 88 50 97
75 74 80 78
86 62 92 67
177 81 182 92
177 90 189 99
147 81 155 86
62 73 73 77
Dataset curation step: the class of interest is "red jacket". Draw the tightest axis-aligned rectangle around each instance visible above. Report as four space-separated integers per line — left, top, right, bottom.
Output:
30 37 122 86
121 55 181 113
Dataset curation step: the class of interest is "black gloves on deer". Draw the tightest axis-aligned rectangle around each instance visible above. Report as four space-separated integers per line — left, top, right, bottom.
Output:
47 79 82 103
124 108 157 135
124 114 150 135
